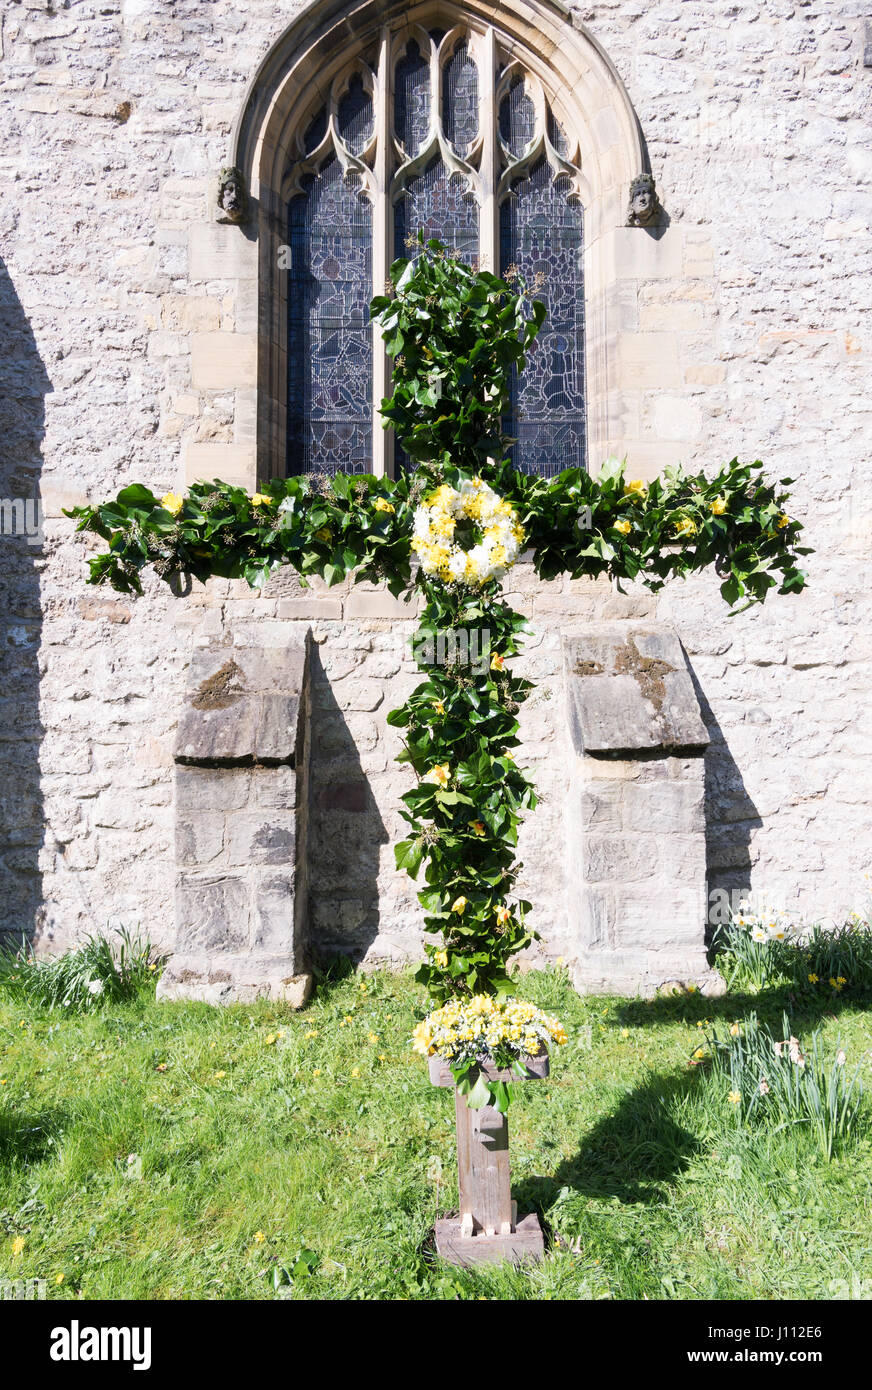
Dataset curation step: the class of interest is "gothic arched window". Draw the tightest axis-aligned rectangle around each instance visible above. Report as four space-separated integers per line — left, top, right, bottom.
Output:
284 24 585 479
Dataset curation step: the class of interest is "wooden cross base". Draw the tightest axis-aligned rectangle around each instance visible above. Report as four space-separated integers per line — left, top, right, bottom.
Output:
429 1051 549 1268
434 1210 544 1267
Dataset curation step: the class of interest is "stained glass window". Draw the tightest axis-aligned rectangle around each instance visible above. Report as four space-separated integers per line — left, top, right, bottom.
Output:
284 27 585 479
287 159 373 476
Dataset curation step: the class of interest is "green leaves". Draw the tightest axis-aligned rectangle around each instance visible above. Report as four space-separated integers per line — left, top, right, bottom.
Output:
389 587 539 1004
450 1061 515 1113
370 239 544 474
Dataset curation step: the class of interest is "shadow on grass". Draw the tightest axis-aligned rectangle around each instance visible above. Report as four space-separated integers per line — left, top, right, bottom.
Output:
0 1103 64 1167
516 1070 702 1215
612 983 872 1033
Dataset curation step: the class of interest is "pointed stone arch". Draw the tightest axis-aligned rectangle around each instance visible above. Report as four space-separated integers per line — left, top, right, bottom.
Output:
221 0 661 483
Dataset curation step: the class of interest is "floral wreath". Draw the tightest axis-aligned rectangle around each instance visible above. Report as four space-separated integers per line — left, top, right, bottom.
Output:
411 477 525 587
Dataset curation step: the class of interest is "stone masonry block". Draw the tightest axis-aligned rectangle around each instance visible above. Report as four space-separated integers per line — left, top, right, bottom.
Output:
176 873 249 951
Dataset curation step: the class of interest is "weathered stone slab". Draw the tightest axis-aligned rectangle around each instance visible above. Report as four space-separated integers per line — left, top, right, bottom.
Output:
564 623 719 997
174 645 306 764
564 623 710 753
158 631 313 1008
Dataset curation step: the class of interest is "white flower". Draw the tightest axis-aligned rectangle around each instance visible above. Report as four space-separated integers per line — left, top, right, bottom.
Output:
87 979 104 996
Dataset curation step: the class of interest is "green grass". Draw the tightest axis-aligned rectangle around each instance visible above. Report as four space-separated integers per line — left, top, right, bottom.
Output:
1 964 872 1300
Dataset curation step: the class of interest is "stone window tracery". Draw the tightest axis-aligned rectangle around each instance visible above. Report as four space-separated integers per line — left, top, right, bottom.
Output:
283 22 585 479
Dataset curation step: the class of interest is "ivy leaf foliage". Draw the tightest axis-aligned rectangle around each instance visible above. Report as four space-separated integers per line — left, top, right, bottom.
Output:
370 233 546 477
387 581 539 1003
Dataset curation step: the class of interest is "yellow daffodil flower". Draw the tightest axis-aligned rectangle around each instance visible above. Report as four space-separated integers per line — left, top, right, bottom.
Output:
160 492 184 516
710 496 728 516
451 896 467 915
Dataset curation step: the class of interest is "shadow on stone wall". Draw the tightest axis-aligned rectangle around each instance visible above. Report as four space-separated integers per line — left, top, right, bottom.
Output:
307 641 388 962
689 669 763 936
0 256 50 948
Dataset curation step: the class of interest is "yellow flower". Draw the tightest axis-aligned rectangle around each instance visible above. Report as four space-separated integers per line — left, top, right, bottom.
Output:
730 1022 740 1036
55 1273 65 1285
613 518 631 536
728 1091 741 1105
807 972 819 984
621 1028 630 1038
313 1068 322 1077
315 527 332 543
830 976 843 990
265 1033 277 1045
432 699 445 716
373 497 395 514
351 1067 361 1078
776 513 790 529
470 820 486 837
368 1032 379 1044
250 493 273 508
304 1029 318 1039
490 652 505 671
710 496 728 516
160 491 184 516
254 1231 266 1244
451 896 467 915
425 763 451 788
11 1237 25 1257
624 479 647 500
213 1070 227 1080
494 905 511 925
673 515 698 538
435 950 449 968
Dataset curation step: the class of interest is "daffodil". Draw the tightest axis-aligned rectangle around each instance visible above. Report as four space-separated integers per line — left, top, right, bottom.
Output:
373 497 395 513
490 652 505 671
728 1091 741 1105
624 479 647 500
710 496 727 516
614 518 631 536
470 820 486 836
250 493 273 507
451 896 467 915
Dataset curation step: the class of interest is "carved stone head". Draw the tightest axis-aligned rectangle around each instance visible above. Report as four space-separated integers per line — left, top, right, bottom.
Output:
627 173 662 228
217 166 247 223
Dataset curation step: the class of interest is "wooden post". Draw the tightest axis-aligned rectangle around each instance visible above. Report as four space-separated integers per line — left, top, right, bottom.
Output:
429 1053 548 1267
455 1089 513 1237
